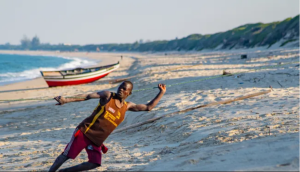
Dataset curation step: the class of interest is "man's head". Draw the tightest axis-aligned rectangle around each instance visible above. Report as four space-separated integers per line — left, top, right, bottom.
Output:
117 81 133 99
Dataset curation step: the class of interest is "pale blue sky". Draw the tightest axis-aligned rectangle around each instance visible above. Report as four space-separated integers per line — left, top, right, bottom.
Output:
0 0 298 45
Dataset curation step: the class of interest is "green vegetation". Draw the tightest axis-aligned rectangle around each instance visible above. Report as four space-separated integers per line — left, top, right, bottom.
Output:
280 39 297 47
0 15 298 52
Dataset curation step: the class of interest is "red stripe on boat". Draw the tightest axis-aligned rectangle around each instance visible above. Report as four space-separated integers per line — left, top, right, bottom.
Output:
46 73 109 87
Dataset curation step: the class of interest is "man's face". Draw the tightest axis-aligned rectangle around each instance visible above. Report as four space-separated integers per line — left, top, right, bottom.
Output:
117 82 132 99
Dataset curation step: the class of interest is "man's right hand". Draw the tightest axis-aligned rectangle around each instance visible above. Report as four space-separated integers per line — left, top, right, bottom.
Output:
54 96 66 105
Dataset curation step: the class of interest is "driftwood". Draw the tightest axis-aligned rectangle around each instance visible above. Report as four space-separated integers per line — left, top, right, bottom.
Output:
222 70 233 76
277 81 283 88
113 87 272 134
241 54 247 59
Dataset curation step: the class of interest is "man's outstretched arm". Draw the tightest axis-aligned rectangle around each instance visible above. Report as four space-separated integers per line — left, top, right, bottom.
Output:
127 84 166 111
54 91 111 105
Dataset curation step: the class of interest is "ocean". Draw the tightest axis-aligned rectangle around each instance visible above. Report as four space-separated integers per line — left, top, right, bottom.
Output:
0 53 98 85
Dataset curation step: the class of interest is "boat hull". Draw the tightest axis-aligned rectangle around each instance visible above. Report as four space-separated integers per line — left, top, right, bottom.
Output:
45 73 110 87
42 62 119 87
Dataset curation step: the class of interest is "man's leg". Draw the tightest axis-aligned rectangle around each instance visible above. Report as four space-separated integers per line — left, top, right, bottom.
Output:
58 162 100 172
59 144 102 172
49 128 84 171
48 154 69 172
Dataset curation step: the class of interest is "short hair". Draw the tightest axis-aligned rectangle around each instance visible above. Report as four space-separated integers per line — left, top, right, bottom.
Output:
123 80 133 90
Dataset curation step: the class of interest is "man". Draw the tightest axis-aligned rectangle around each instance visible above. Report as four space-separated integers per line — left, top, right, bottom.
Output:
49 81 166 172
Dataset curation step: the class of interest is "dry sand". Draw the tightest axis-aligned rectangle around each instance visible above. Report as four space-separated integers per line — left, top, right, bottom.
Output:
0 48 299 171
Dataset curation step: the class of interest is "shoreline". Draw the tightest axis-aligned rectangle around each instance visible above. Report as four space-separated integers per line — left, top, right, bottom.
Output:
0 50 136 109
0 51 100 87
0 50 126 88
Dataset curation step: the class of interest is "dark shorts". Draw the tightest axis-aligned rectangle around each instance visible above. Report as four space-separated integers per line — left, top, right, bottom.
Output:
63 128 102 165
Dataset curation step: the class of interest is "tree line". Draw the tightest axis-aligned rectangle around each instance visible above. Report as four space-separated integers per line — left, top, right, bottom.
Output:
0 15 298 52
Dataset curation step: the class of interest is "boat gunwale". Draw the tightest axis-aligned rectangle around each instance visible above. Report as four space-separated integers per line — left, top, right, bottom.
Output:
43 64 119 80
41 62 119 77
43 67 117 82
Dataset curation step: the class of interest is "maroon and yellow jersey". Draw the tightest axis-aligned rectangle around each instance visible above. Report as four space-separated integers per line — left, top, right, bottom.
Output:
77 92 127 147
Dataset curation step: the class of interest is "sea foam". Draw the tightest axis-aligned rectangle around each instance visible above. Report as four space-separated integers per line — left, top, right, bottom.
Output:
0 54 98 85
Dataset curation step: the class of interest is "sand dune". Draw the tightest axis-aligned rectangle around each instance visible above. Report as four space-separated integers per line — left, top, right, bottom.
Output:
0 48 299 171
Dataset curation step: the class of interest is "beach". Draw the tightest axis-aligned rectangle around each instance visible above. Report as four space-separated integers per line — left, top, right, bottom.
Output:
0 48 299 171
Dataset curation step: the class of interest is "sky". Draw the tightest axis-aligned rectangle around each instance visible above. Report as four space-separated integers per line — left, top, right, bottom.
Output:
0 0 299 45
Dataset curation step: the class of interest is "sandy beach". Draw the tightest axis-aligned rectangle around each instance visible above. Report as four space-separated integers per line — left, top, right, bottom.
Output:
0 48 299 171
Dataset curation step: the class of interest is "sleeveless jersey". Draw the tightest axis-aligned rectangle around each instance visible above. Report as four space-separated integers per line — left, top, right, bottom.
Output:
77 92 127 147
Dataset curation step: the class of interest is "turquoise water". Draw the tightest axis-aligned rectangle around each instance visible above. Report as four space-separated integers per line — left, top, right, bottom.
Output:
0 53 97 85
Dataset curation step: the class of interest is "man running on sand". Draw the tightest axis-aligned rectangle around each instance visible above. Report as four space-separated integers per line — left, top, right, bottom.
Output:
49 81 166 172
